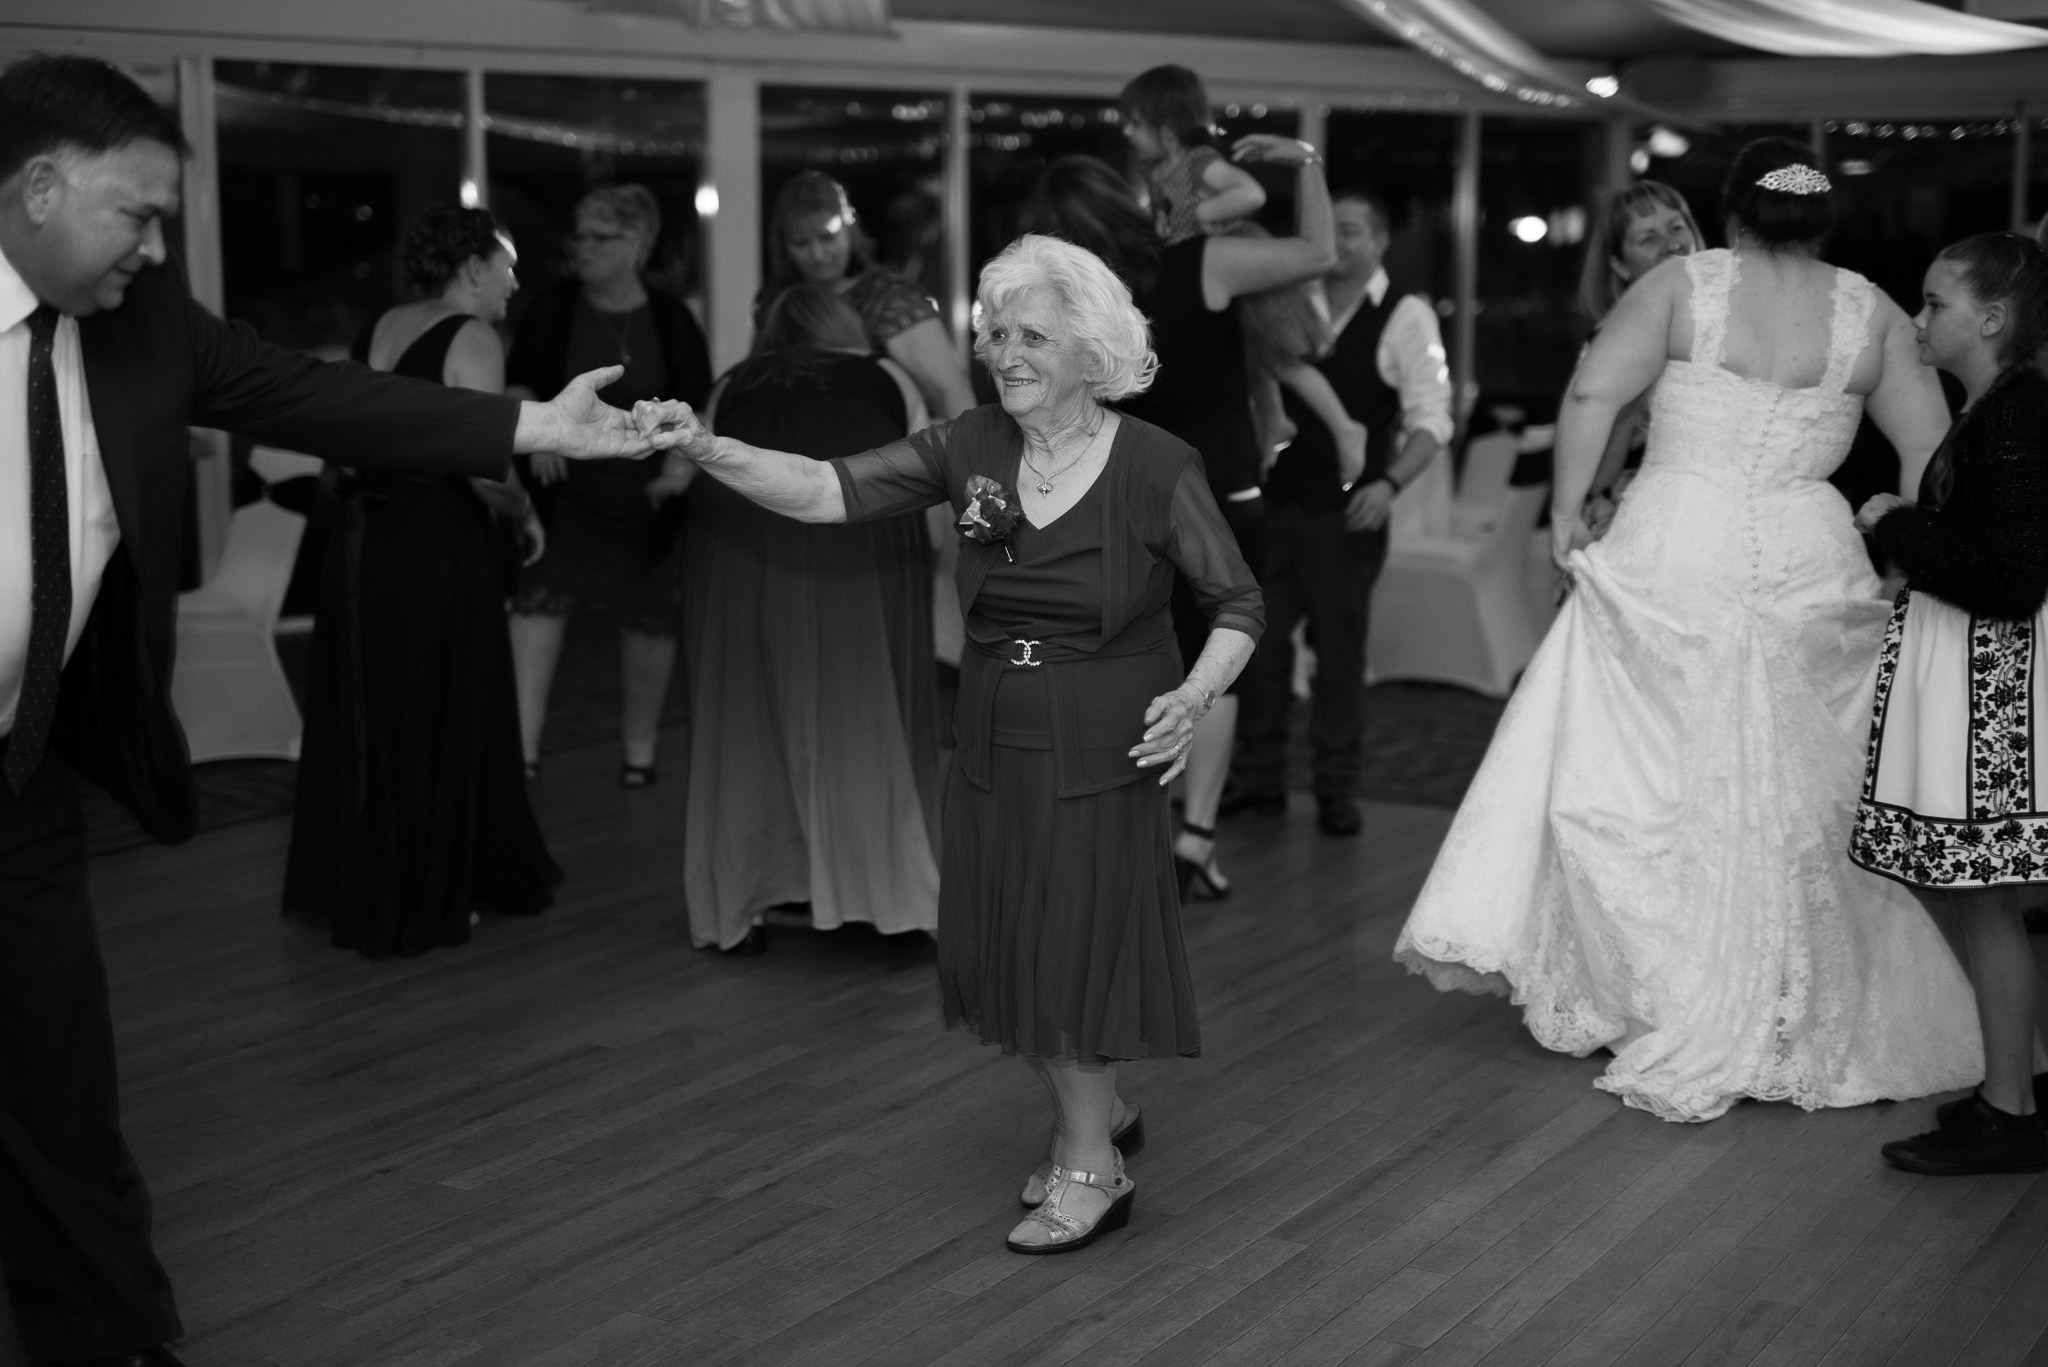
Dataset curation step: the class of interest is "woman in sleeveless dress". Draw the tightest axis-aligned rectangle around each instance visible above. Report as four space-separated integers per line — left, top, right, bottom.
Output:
1394 138 1982 1122
667 284 942 953
284 206 562 957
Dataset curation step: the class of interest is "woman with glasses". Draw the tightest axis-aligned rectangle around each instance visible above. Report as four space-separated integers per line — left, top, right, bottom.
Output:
505 183 712 785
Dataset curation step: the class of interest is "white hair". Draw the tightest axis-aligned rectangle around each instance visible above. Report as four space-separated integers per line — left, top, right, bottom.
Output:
974 233 1158 400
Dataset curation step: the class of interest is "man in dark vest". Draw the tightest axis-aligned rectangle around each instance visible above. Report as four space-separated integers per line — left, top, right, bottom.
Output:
1229 189 1453 836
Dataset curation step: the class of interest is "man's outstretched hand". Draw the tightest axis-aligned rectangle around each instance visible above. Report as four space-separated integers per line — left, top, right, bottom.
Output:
512 366 698 461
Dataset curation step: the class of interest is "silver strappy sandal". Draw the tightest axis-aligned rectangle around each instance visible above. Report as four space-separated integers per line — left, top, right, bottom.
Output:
1005 1156 1135 1254
1019 1103 1145 1206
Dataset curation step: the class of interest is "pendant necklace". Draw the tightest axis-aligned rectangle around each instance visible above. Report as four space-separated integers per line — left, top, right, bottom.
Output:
1023 410 1106 496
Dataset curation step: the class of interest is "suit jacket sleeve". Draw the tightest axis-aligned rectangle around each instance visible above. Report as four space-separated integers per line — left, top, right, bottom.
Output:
183 295 517 477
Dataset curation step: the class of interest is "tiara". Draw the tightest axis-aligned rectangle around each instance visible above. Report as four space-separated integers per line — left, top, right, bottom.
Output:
1757 164 1831 195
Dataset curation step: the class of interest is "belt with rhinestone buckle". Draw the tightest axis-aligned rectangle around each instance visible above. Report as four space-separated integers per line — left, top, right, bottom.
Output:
1008 639 1045 667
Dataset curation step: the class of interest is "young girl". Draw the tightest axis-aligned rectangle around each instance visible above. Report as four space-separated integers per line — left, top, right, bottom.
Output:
1119 65 1368 481
1850 231 2048 1176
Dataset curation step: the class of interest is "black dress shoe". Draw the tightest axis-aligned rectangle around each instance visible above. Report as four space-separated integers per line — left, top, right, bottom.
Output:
42 1347 187 1367
1317 796 1363 836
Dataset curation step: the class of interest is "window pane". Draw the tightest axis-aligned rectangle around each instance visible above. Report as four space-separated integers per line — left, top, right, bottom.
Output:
761 86 950 320
1326 110 1457 307
216 60 464 355
1475 118 1599 410
485 73 706 320
969 93 1123 270
1827 117 2022 306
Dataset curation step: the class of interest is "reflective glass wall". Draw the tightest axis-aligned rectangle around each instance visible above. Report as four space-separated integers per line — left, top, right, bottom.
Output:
215 61 464 355
761 86 950 320
1477 117 1601 411
486 74 706 322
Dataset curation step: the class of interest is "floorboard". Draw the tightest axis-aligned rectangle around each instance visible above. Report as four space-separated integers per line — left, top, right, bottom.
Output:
2 726 2044 1367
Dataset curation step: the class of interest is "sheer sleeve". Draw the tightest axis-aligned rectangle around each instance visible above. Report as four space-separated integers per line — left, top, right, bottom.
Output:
1875 413 2048 622
1165 460 1264 644
848 266 941 346
831 419 954 523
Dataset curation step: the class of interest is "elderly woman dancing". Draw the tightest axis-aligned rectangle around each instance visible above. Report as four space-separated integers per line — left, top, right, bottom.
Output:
649 234 1262 1253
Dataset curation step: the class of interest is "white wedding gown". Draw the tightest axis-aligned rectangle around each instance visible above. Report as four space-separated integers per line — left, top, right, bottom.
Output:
1394 250 1982 1122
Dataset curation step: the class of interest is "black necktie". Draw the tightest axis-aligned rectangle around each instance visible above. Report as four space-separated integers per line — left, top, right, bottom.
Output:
7 305 69 792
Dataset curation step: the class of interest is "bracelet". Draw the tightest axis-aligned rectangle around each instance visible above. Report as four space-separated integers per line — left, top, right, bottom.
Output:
1380 471 1404 493
1181 682 1216 716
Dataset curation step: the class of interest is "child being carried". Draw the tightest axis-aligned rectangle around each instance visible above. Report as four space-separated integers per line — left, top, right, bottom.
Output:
1118 64 1368 484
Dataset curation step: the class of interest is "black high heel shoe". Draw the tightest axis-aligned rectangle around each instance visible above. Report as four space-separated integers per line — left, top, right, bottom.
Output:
1174 822 1232 901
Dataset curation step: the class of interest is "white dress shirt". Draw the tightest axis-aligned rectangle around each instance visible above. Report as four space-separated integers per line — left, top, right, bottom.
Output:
0 244 120 736
1329 266 1456 449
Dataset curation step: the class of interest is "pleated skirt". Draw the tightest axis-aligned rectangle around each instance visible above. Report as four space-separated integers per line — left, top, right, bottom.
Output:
936 743 1201 1065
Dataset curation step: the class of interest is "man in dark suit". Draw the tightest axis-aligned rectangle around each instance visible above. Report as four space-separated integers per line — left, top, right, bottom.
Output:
0 56 687 1367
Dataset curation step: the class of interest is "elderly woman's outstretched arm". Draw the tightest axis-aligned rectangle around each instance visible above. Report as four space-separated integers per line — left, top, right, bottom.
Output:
639 399 848 523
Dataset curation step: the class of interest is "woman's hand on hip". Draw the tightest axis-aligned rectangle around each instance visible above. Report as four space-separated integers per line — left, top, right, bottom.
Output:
1133 684 1210 786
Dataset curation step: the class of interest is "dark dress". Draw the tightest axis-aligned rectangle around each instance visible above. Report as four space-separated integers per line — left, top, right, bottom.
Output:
682 354 942 949
831 407 1264 1062
283 314 561 957
1116 236 1265 676
507 284 713 634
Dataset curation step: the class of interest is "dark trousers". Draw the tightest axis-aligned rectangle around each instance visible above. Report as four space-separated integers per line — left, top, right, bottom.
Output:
1233 502 1389 803
0 751 181 1361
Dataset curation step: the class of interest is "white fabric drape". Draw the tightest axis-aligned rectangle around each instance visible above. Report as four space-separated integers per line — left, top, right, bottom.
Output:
1635 0 2048 57
582 0 891 33
1330 0 1591 108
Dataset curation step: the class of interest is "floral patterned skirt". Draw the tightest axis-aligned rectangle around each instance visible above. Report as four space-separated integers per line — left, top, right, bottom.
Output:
1850 587 2048 888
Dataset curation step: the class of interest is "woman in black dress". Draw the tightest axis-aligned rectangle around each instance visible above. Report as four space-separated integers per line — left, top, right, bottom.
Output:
505 184 713 785
664 284 941 953
1026 140 1334 897
647 234 1262 1254
284 206 561 957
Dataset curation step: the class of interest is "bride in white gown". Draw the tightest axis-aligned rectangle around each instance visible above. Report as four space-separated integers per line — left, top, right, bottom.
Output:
1394 138 1984 1123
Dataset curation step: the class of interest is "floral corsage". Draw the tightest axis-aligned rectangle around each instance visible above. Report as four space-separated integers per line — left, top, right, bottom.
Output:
958 475 1021 562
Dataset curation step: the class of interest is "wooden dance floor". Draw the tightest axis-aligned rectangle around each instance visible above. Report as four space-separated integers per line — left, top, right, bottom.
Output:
6 733 2047 1367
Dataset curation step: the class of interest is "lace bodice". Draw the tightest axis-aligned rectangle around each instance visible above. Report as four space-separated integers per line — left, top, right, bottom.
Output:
1645 250 1876 490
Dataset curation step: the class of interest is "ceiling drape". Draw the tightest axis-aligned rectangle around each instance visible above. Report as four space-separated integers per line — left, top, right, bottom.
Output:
1329 0 1592 108
1632 0 2048 57
579 0 891 33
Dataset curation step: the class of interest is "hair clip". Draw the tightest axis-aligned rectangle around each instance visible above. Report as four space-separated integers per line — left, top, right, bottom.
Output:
1756 164 1831 195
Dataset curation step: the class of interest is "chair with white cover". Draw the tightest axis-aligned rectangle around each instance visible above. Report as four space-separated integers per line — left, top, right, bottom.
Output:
1369 430 1548 697
170 446 322 762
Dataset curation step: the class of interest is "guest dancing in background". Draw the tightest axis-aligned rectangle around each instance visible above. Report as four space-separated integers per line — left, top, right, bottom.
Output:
660 283 941 954
1849 231 2048 1175
648 233 1262 1254
506 183 711 786
1229 188 1452 841
284 205 561 958
1025 135 1332 896
1119 64 1365 479
1395 138 1980 1122
760 170 975 420
1573 180 1703 532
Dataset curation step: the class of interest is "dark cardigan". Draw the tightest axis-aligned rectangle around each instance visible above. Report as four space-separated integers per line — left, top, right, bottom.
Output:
831 406 1265 796
1874 364 2048 622
505 280 712 407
